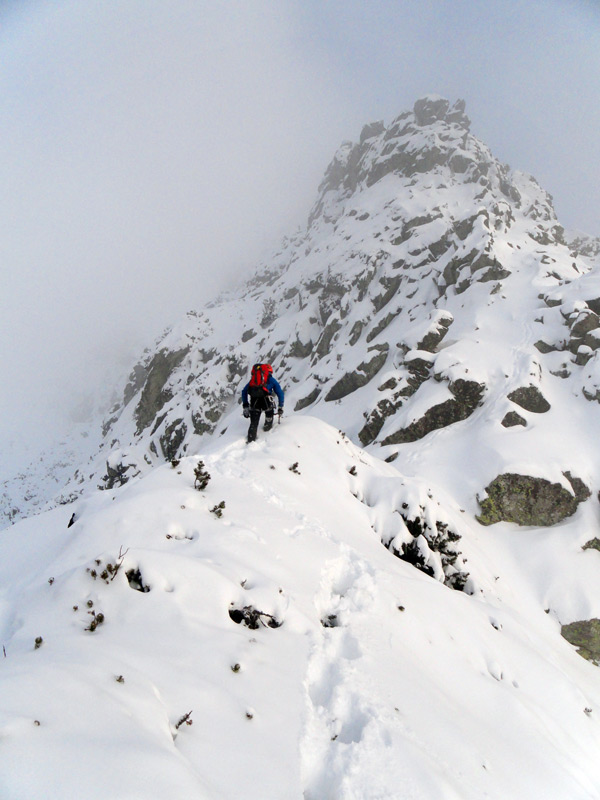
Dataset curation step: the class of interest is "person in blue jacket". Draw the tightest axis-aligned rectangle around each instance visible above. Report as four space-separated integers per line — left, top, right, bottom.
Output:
241 363 284 442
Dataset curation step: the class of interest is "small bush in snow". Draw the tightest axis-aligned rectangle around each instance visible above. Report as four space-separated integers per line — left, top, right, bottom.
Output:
228 605 282 629
194 460 211 490
34 637 43 650
210 501 225 518
85 611 105 632
175 711 193 729
289 462 301 474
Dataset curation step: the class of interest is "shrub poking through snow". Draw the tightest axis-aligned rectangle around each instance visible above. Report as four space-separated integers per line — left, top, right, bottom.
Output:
34 637 43 650
210 501 225 518
194 460 211 490
174 711 193 729
126 567 151 593
382 491 469 591
85 611 105 632
289 462 301 474
86 547 129 585
228 605 282 629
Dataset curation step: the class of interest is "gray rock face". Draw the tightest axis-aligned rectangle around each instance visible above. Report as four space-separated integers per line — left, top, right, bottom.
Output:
134 348 190 435
417 313 453 352
501 411 526 428
325 346 389 402
507 386 551 413
359 120 385 144
477 472 588 526
413 96 450 126
561 619 600 665
160 419 187 461
382 379 485 445
294 387 321 412
569 309 599 338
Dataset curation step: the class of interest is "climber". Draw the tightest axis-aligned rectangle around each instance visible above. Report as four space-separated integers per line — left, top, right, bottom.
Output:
241 363 284 443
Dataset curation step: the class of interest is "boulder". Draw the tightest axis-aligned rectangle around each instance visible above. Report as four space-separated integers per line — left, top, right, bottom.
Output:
561 619 600 665
501 411 526 428
507 386 550 413
477 472 588 526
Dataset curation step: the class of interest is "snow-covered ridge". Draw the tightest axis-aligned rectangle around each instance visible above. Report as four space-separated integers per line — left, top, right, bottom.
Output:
2 417 600 799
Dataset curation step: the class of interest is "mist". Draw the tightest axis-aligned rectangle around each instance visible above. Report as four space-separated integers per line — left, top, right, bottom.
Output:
1 0 599 468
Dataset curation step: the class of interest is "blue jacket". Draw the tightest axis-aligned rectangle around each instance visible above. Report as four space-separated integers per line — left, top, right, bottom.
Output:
242 375 284 407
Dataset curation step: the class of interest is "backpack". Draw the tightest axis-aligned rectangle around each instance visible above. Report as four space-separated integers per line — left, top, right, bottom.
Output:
249 363 273 392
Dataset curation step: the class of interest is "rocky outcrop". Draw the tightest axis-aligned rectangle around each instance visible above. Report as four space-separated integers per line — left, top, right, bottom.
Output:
134 348 189 435
382 379 484 445
561 619 600 665
501 411 526 428
325 346 389 402
294 388 321 412
507 386 550 414
477 472 589 526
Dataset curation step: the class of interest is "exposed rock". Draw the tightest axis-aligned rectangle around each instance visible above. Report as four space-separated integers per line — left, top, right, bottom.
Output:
401 356 433 396
569 309 599 338
583 329 600 351
359 120 385 144
534 340 559 354
359 395 402 446
382 379 485 445
477 473 587 526
583 538 600 552
413 96 450 126
134 348 190 435
241 329 256 343
477 264 511 282
123 364 148 407
501 411 526 428
561 619 600 665
507 386 550 413
348 320 365 346
325 347 389 402
160 419 187 461
445 98 470 129
315 319 342 359
191 412 214 436
367 310 399 342
372 276 401 312
417 313 453 352
294 388 321 411
288 337 313 358
575 346 594 366
563 471 591 503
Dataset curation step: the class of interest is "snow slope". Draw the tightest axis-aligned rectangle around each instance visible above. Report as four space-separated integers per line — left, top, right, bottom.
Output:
1 416 600 799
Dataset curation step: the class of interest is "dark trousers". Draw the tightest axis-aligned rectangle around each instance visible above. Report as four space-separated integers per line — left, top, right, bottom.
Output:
247 395 274 442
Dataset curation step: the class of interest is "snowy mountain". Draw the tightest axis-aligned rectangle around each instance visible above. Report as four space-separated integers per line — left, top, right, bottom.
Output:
2 417 600 799
2 95 600 797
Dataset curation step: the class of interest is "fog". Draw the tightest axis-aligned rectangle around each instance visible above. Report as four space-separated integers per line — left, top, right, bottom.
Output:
1 0 599 467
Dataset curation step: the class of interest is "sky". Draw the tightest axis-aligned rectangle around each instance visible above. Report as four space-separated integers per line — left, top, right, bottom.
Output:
1 0 599 468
